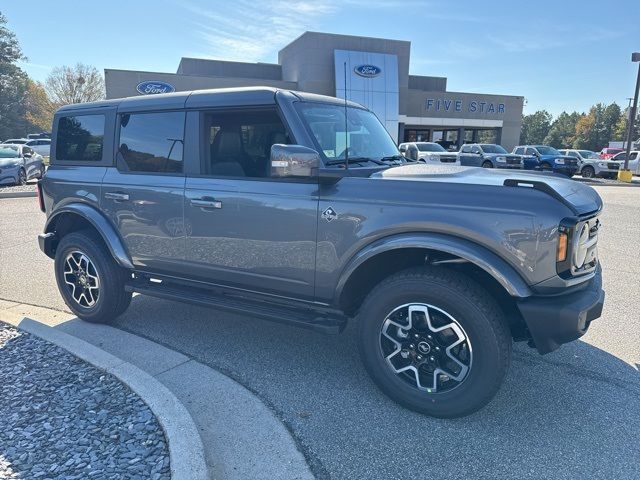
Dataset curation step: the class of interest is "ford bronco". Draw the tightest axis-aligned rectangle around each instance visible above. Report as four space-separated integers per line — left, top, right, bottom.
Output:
38 87 604 417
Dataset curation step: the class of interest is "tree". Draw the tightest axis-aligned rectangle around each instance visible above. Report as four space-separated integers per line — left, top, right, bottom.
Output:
520 110 552 145
571 103 620 151
0 12 29 140
612 107 639 145
543 111 581 148
45 63 105 105
23 80 55 132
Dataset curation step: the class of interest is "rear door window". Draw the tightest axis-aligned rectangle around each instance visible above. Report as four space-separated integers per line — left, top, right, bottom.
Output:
56 114 105 161
117 111 185 174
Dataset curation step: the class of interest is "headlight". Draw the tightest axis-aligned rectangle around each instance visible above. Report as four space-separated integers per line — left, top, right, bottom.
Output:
496 156 506 162
555 158 565 165
573 219 599 273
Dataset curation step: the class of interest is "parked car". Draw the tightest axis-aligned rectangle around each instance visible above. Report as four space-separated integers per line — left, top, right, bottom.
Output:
1 138 29 145
398 142 459 165
512 145 579 176
0 144 45 185
558 149 621 179
458 143 523 169
38 87 604 418
611 150 639 174
25 138 51 157
599 147 623 159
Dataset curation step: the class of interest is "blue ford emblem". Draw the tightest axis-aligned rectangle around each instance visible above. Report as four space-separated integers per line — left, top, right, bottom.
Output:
136 80 175 95
354 65 382 77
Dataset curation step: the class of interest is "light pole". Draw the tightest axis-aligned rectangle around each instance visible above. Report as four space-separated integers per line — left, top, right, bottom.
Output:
619 52 640 182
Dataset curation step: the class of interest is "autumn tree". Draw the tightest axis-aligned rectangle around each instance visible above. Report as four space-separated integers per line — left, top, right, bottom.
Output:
23 80 55 132
45 63 105 105
543 111 581 148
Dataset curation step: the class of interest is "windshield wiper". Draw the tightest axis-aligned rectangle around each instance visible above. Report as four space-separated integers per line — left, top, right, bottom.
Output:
380 155 405 163
325 157 373 166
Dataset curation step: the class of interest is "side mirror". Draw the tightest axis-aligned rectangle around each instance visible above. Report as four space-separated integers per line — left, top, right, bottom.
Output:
270 144 319 178
23 152 32 158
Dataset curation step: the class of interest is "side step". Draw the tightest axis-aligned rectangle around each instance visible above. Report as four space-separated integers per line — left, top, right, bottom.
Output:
125 279 347 334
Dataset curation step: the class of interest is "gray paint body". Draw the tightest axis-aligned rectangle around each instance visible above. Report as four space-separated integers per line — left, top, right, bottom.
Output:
40 88 602 313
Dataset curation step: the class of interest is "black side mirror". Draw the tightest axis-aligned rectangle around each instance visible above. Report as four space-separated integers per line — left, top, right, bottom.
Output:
270 144 319 178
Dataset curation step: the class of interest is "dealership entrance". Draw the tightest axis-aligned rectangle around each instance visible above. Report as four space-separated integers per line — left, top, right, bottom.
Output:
402 126 501 150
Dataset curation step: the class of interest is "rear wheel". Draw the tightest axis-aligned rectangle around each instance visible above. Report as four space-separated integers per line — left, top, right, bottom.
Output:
481 161 493 168
358 266 511 418
55 231 132 323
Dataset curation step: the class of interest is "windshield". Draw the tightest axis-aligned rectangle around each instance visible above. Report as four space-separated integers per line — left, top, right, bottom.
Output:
295 102 399 163
535 146 560 155
480 144 507 154
416 142 446 152
0 146 19 158
578 150 599 159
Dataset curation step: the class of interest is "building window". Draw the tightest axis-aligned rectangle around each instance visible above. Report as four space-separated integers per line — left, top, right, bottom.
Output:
118 111 185 173
56 114 105 161
476 129 498 144
202 108 290 178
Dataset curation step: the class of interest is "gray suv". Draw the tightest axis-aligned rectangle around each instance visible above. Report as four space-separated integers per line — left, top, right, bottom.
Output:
38 87 604 418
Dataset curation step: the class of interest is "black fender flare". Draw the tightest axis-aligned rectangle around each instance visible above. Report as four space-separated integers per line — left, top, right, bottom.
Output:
44 203 134 270
335 232 533 301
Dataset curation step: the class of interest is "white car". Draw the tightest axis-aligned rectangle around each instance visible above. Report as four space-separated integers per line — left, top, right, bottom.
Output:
24 138 51 157
398 142 460 165
1 138 29 145
611 150 639 174
558 149 621 179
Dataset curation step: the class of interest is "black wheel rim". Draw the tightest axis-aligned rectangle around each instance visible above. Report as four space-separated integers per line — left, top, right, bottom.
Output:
583 167 594 178
63 250 100 307
379 303 472 394
18 170 26 185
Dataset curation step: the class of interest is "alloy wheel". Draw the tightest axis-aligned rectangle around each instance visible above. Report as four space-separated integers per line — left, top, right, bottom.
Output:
18 169 27 185
63 250 100 308
380 303 472 393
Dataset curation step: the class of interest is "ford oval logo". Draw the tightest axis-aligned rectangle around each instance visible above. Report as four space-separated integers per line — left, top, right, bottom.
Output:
354 65 382 77
136 80 175 95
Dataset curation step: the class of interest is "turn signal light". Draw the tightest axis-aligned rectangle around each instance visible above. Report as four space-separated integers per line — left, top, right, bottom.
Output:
557 232 568 262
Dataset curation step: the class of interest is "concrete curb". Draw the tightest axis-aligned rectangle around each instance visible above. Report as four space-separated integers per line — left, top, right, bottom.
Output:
0 312 208 480
0 190 37 198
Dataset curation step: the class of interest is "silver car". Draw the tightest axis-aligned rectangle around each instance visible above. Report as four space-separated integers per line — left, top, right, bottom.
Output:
559 149 621 179
0 144 45 186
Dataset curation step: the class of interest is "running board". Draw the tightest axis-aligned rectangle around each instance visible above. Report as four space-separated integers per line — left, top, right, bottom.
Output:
125 279 347 334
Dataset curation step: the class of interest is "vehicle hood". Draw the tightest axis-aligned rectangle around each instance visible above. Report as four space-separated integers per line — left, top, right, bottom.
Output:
0 158 22 167
370 164 602 215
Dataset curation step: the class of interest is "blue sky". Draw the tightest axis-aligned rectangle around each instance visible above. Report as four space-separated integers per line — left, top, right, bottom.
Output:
4 0 639 115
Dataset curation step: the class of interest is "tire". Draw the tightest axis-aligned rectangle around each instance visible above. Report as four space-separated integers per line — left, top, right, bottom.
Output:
581 166 595 178
35 166 44 180
55 231 132 323
540 162 552 171
16 168 27 186
481 161 493 168
358 266 512 418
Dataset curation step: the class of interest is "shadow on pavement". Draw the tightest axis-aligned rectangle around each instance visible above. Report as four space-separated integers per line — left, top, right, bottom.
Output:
104 294 640 480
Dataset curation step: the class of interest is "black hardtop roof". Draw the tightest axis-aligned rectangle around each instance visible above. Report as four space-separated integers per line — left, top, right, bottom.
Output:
55 86 365 114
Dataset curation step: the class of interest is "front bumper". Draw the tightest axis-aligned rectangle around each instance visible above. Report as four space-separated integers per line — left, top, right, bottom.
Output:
516 266 604 354
553 165 579 176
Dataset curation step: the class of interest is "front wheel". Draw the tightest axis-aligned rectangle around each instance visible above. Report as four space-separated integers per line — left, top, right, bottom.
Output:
16 168 27 185
481 161 494 168
358 266 511 418
55 231 132 323
581 166 595 178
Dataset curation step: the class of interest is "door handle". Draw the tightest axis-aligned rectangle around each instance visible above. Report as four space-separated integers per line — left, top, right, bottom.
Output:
105 192 130 202
191 198 222 209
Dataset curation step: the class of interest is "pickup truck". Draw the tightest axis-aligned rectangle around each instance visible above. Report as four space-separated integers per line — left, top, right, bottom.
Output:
37 87 604 418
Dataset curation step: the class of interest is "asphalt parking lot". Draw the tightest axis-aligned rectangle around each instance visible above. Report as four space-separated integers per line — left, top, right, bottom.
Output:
1 186 639 479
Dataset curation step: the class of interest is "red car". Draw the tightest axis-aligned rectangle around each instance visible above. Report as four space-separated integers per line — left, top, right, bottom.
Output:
599 147 623 159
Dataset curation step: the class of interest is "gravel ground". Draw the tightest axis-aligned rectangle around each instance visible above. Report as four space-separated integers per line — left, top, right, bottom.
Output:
0 180 37 194
0 323 170 480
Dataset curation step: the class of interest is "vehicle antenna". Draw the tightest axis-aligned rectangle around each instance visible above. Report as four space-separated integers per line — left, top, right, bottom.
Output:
344 61 349 170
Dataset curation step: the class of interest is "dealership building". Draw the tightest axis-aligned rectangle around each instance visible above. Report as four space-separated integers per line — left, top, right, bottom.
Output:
105 32 524 150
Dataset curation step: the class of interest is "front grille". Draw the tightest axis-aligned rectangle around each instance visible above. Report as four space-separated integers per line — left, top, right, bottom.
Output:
608 162 620 169
506 156 522 165
565 158 578 165
439 156 457 163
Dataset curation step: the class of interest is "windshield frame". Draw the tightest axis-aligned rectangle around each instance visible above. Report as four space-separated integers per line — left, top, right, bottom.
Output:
294 101 400 167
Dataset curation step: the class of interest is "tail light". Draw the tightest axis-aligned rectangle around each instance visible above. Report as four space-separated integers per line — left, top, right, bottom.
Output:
36 181 45 212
